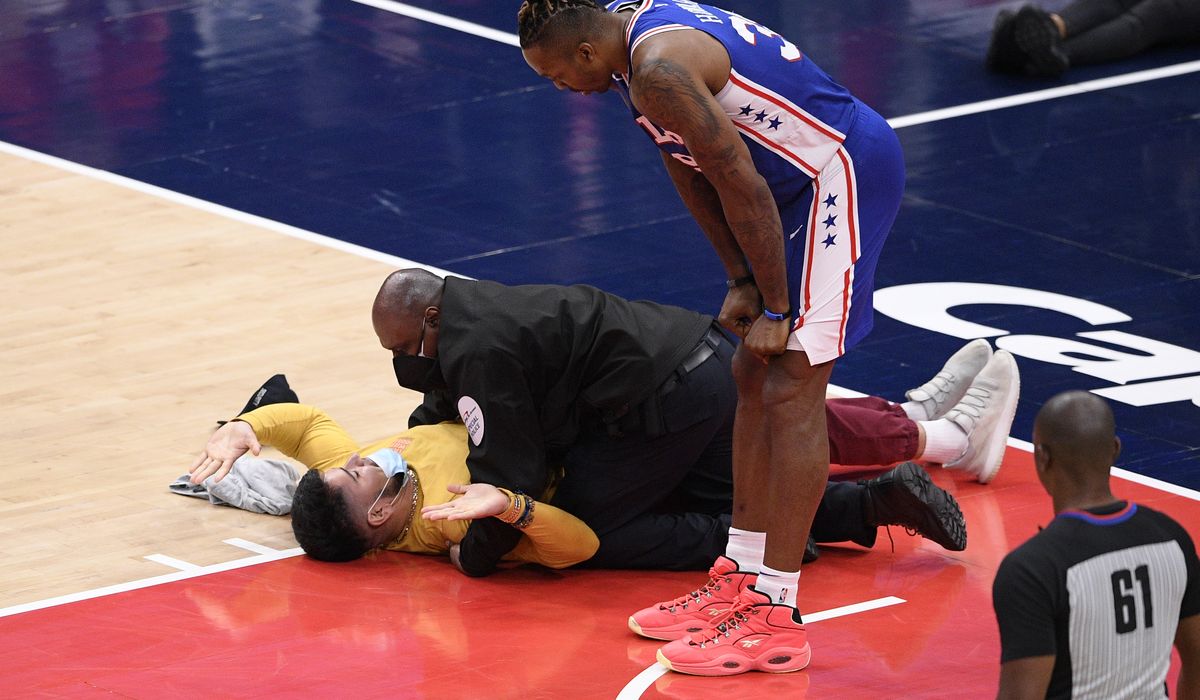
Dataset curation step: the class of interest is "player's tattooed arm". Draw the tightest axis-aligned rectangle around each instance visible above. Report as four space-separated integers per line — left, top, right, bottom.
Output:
630 56 788 315
659 151 747 278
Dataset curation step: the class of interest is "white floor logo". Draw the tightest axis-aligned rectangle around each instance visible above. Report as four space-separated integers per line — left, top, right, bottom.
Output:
874 282 1200 409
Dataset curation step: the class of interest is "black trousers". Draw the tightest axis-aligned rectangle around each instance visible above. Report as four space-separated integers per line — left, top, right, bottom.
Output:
551 329 875 571
1061 0 1200 64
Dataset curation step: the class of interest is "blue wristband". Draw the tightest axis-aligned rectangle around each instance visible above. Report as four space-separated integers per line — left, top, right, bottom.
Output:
763 307 790 322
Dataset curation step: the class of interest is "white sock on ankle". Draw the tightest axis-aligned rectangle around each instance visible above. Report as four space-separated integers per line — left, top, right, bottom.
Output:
725 528 765 573
755 565 800 607
919 418 969 464
900 399 931 422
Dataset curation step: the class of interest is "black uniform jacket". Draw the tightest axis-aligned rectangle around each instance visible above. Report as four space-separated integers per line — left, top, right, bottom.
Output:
409 277 712 574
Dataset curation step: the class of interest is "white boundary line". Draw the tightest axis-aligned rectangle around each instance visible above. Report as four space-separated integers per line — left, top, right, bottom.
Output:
144 554 203 571
1113 467 1200 501
886 60 1200 129
0 140 456 279
349 0 520 47
803 595 906 623
615 596 906 699
224 538 285 555
0 548 303 619
348 0 1200 128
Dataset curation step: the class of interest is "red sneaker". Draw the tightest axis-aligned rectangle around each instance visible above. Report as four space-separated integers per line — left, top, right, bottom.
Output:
628 556 754 641
655 587 812 676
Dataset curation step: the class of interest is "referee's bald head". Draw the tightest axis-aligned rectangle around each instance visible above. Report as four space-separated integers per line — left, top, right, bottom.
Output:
1033 390 1119 478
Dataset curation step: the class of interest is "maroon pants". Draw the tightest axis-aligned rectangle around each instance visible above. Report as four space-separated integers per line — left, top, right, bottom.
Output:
827 396 919 466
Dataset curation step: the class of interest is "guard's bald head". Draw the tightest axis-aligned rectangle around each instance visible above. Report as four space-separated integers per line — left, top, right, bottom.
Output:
1033 390 1119 481
373 268 444 319
372 269 445 352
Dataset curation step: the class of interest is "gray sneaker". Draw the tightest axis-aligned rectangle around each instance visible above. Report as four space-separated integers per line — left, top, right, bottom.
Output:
905 339 993 420
944 350 1020 484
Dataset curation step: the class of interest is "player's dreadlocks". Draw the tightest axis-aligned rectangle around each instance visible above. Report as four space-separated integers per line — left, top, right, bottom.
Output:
517 0 605 49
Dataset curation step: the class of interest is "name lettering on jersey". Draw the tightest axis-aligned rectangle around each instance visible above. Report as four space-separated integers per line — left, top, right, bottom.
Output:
875 282 1200 410
457 396 485 446
673 0 723 24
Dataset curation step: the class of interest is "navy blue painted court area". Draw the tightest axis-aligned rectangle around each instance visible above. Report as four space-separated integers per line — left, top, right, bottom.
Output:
2 1 1198 484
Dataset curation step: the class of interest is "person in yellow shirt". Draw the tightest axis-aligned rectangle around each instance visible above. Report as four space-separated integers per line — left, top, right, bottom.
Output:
192 370 975 574
201 401 599 569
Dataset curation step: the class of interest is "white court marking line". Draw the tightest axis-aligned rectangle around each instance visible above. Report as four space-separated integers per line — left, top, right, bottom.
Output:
224 538 284 555
0 140 456 280
144 554 203 572
0 548 303 619
352 0 1200 128
887 59 1200 129
615 596 906 699
350 0 520 47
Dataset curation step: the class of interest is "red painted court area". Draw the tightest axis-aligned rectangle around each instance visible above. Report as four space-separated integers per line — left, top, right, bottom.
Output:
4 447 1197 699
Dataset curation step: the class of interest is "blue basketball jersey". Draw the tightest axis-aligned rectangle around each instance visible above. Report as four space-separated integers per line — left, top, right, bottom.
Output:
606 0 861 207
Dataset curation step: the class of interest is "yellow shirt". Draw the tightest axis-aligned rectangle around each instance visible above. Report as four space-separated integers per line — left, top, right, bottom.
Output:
238 404 598 568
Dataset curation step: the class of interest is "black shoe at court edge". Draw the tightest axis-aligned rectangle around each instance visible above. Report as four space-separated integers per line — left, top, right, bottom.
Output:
986 9 1024 74
803 534 819 564
1013 4 1069 77
217 374 300 425
860 462 967 552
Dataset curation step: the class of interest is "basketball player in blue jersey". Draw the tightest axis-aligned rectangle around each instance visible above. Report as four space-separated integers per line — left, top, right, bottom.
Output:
993 391 1200 699
519 0 1020 677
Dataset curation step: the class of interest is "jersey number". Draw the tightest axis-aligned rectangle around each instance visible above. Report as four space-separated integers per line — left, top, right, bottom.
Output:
729 15 802 62
635 116 700 170
1111 565 1154 634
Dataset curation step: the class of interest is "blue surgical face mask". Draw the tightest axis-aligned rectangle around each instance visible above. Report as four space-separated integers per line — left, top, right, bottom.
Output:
367 448 409 478
365 448 411 515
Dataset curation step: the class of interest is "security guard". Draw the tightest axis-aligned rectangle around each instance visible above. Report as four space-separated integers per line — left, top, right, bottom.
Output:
374 269 734 575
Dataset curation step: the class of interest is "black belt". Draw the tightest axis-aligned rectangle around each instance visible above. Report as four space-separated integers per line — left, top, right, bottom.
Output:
599 326 725 436
656 326 723 398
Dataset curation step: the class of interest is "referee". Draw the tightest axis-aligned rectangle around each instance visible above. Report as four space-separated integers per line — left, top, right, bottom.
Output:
993 391 1200 699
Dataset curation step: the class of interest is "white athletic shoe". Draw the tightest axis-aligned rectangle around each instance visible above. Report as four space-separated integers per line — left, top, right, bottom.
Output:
905 339 993 420
943 350 1020 484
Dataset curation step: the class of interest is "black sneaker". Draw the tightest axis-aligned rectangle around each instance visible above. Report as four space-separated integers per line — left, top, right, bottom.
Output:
860 462 967 551
217 374 299 425
985 9 1024 74
803 534 819 564
1013 4 1069 77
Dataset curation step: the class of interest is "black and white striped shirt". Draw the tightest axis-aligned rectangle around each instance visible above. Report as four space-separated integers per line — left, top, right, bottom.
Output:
994 501 1200 699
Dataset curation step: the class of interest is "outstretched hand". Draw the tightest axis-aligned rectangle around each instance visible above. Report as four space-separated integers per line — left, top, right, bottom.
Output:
189 420 261 484
421 483 510 522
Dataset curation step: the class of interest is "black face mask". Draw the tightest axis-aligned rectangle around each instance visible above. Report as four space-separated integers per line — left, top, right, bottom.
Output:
392 354 447 394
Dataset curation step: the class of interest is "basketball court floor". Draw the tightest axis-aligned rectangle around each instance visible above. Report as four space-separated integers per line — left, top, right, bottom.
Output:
1 0 1198 697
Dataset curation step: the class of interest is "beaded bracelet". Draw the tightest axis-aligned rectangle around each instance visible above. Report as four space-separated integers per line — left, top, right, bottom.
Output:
496 490 535 529
496 490 524 524
513 497 535 530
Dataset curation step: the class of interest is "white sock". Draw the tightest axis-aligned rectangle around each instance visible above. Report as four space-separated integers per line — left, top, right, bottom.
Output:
754 565 799 608
725 528 765 573
919 419 969 464
900 400 930 422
